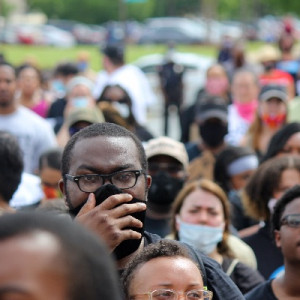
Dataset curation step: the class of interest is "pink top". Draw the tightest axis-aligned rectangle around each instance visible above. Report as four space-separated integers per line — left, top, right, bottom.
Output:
31 99 50 118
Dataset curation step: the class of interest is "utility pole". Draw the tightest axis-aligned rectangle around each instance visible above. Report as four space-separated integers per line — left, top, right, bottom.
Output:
201 0 218 43
118 0 127 44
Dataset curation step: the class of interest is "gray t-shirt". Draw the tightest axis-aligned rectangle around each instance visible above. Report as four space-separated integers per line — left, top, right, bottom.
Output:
0 106 57 173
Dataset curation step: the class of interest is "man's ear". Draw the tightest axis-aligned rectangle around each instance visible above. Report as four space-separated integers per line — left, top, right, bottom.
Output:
146 175 152 190
274 229 282 248
58 179 68 207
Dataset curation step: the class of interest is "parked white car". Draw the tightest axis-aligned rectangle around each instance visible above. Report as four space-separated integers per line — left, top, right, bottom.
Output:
40 25 76 47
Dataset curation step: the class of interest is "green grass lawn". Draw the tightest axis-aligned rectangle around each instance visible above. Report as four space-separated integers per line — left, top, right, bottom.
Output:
0 41 268 70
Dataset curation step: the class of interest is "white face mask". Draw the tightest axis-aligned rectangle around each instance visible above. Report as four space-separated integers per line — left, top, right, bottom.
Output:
113 102 130 118
177 218 224 255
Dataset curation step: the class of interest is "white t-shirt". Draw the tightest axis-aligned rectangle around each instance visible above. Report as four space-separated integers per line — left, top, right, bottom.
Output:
0 106 57 174
226 104 251 146
10 172 44 208
93 64 156 125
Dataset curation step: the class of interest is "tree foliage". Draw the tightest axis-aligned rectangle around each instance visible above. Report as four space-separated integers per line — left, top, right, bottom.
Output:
26 0 300 24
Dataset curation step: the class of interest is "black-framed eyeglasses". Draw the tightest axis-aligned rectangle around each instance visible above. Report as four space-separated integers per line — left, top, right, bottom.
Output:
280 214 300 228
130 289 213 300
65 170 144 193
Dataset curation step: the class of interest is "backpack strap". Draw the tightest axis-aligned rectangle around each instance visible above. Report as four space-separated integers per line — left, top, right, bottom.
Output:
225 259 239 277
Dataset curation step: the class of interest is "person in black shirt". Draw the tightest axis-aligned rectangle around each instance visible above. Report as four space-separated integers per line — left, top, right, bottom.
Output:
246 185 300 299
242 156 300 279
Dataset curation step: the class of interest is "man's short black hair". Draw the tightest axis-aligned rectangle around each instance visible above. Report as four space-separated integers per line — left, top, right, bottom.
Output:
61 122 147 178
0 212 122 300
0 131 23 202
121 240 197 299
272 185 300 234
101 44 124 66
39 148 63 171
53 62 79 77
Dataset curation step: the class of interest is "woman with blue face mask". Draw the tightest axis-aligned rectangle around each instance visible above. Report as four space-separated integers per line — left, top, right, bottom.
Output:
170 179 264 294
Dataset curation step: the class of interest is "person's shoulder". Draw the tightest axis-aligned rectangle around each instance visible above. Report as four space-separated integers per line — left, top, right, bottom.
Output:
232 260 265 287
15 106 44 121
121 64 146 76
245 280 276 300
20 107 53 126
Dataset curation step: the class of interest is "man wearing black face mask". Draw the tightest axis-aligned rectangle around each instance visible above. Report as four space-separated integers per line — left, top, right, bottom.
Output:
144 136 188 237
186 95 228 181
59 122 244 300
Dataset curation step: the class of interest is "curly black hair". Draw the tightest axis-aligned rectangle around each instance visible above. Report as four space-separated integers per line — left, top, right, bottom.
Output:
271 185 300 235
261 122 300 163
121 240 199 300
243 155 300 221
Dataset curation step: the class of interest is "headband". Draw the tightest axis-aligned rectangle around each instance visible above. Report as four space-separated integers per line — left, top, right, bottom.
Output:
227 155 259 176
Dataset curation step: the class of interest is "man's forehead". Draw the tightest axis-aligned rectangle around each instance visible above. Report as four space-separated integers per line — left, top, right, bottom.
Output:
70 135 140 170
74 135 136 149
0 65 15 76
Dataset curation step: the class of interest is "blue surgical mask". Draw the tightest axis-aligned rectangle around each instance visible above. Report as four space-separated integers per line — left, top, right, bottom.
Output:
71 97 89 108
51 80 66 98
113 102 130 118
77 61 88 72
177 219 224 255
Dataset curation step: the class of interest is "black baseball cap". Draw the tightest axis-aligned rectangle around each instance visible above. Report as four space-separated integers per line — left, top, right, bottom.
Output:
195 95 228 123
259 84 288 102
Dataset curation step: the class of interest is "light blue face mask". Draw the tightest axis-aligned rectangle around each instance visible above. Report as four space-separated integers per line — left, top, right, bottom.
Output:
177 219 224 255
113 102 130 119
51 80 66 98
71 97 89 108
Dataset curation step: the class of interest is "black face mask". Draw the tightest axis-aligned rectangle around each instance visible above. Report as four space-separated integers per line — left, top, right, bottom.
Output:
148 172 185 209
199 122 228 148
69 184 145 260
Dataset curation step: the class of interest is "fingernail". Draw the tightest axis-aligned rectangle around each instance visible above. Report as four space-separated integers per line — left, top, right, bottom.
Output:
124 194 133 201
139 202 147 208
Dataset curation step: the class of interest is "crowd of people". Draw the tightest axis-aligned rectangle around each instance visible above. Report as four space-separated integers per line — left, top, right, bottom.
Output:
1 20 300 300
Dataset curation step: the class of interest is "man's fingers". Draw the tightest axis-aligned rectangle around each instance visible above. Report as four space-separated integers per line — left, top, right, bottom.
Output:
116 214 144 230
110 201 147 218
98 193 133 210
76 193 96 217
